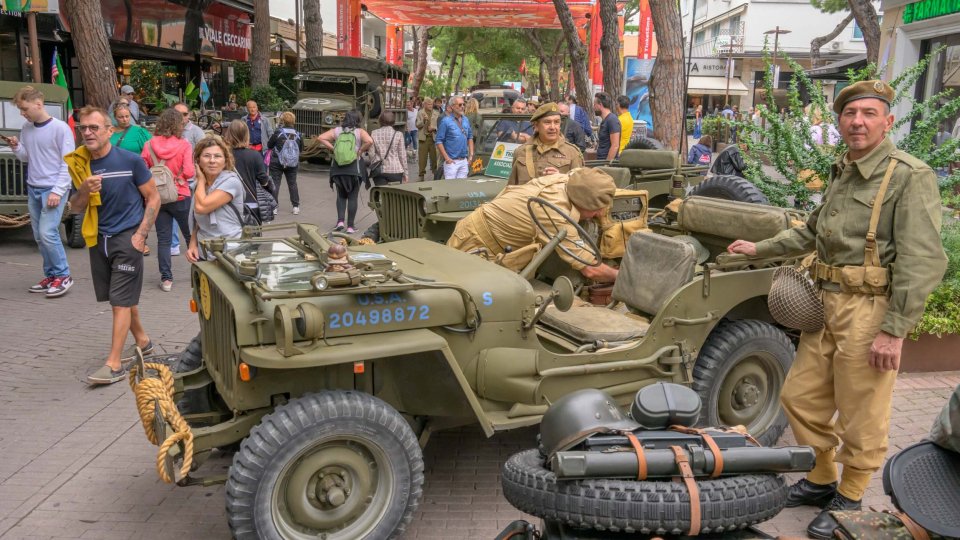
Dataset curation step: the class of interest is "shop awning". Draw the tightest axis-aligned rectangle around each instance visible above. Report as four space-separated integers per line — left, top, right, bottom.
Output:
806 54 867 80
275 36 304 57
687 76 750 96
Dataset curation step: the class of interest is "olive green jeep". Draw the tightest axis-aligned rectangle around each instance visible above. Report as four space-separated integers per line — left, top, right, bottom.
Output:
131 192 806 539
0 81 83 247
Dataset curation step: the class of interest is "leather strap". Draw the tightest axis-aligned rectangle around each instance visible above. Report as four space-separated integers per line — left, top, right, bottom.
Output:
668 426 724 478
892 511 930 540
623 431 649 480
864 158 898 268
670 445 701 536
525 144 537 182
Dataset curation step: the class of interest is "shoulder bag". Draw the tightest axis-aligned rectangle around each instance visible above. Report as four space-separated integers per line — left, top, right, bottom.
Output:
369 130 399 179
237 174 277 224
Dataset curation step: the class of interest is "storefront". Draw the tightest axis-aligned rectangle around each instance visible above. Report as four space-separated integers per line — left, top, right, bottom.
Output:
880 0 960 135
685 58 750 112
0 0 251 109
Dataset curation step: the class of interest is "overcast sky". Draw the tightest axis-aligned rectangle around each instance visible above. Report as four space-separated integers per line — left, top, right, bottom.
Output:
269 1 336 27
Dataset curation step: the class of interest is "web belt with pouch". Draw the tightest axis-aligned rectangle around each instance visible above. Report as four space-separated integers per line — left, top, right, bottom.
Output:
812 157 898 296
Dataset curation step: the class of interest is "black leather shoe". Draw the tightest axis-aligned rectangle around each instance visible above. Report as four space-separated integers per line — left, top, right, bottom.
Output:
806 493 862 540
785 478 838 508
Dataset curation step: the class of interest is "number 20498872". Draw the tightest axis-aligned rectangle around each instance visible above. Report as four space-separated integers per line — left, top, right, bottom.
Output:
328 305 431 329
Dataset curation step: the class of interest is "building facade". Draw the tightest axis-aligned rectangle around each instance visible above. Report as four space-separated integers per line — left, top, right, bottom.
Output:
878 0 960 136
680 0 875 112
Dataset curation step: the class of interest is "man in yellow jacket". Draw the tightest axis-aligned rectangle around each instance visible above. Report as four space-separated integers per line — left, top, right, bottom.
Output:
66 106 161 385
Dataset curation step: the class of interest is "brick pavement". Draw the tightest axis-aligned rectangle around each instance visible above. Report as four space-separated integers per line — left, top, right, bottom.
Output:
0 162 956 539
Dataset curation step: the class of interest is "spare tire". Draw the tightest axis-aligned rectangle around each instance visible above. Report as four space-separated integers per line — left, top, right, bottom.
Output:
689 175 769 205
625 137 664 151
63 213 85 248
502 449 787 536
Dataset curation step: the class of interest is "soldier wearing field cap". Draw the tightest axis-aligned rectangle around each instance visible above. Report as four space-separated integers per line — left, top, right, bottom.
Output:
449 167 618 282
508 102 585 185
727 80 947 539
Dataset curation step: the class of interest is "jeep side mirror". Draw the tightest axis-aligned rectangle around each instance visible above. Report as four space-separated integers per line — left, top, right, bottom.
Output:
553 276 575 312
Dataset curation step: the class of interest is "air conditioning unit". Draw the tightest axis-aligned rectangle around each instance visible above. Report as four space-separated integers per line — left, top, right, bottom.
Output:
830 41 842 51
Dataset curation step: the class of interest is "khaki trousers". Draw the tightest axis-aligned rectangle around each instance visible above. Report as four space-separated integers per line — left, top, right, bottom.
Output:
448 210 539 272
780 291 896 500
418 135 437 180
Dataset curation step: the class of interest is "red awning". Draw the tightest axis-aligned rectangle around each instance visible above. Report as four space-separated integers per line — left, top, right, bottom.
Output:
364 0 596 29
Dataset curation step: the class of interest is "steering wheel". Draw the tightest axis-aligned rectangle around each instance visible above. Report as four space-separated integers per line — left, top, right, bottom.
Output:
527 197 601 267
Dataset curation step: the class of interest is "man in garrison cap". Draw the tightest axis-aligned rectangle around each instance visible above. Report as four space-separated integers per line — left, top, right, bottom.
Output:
727 80 947 539
448 167 618 282
508 102 585 185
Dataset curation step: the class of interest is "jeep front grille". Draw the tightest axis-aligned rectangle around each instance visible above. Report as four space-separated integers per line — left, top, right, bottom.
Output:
198 274 237 393
295 110 324 138
377 190 424 241
0 155 28 202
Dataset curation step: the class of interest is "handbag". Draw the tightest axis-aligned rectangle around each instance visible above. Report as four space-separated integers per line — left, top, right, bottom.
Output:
238 177 277 224
369 131 399 179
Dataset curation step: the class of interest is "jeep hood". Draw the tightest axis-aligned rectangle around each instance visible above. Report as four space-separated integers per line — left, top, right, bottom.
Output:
293 96 356 111
373 177 507 216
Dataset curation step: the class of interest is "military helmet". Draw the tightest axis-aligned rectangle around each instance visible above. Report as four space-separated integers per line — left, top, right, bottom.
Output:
539 388 640 457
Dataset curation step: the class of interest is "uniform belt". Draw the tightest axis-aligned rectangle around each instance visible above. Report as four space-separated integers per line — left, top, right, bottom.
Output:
812 261 889 295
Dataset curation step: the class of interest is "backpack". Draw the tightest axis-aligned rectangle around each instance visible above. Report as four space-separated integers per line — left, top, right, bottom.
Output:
333 128 358 166
147 143 179 204
276 128 301 168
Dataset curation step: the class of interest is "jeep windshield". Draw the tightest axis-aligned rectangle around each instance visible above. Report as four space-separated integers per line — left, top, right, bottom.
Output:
478 117 533 155
223 239 322 292
298 76 356 96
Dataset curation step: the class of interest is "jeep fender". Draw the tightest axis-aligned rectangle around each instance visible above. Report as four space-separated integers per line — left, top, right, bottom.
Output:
238 328 495 436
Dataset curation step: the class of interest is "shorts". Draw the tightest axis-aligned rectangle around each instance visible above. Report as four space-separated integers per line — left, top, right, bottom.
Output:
89 226 144 307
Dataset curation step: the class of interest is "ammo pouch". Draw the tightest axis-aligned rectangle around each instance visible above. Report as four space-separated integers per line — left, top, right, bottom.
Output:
813 263 890 295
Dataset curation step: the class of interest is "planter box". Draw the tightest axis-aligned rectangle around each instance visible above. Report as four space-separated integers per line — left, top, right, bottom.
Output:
901 333 960 373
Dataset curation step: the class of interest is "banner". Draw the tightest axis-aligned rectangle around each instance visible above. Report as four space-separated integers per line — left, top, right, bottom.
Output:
363 0 594 28
637 0 653 60
485 142 520 179
385 24 403 66
588 2 603 87
624 57 654 131
3 0 58 13
337 0 361 56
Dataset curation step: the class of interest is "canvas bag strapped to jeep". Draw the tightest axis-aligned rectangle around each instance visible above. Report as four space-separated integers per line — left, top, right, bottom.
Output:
677 196 794 242
600 189 649 259
276 128 301 168
147 143 179 204
333 129 358 166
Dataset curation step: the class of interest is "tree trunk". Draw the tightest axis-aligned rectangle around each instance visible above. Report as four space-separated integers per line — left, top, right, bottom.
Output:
411 26 420 77
810 12 854 68
250 0 271 87
599 0 622 101
64 0 117 108
552 0 592 109
410 26 430 98
445 45 459 96
648 0 684 151
548 38 564 102
848 0 881 64
538 59 546 96
454 52 467 94
303 0 323 58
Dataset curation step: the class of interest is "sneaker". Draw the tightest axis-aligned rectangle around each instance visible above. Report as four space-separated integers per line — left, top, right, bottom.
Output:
346 227 356 234
170 246 180 256
293 206 300 215
121 340 154 363
87 364 127 385
45 276 73 297
29 277 54 293
160 280 173 292
334 222 345 232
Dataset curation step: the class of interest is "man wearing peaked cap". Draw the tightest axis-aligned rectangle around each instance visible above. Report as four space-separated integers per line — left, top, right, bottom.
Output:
727 80 947 539
449 167 618 282
508 102 584 185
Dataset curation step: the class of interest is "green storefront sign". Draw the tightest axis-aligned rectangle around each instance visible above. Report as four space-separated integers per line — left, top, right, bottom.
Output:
903 0 960 24
484 141 520 179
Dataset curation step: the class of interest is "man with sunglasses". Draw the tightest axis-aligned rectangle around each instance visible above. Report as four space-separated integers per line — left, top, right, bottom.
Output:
66 106 161 385
8 85 76 298
435 96 474 179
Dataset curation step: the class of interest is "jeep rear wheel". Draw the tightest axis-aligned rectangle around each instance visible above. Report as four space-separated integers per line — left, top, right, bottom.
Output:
689 175 769 205
693 319 793 446
226 391 423 540
61 213 85 248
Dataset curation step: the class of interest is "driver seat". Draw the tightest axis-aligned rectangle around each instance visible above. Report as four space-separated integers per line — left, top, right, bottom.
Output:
537 232 698 346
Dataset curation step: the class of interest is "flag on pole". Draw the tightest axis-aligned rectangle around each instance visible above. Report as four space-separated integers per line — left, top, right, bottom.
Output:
519 58 527 75
199 77 211 106
51 48 74 131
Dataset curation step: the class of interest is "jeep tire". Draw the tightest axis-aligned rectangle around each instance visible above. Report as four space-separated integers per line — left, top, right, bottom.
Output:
625 137 664 151
693 319 793 447
502 449 788 535
61 213 85 248
226 391 424 540
689 175 769 205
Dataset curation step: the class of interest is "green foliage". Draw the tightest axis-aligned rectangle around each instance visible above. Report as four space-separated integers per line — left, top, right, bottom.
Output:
419 73 450 99
430 28 538 91
913 219 960 337
129 60 164 107
269 64 297 104
810 0 849 13
249 86 285 112
230 61 251 89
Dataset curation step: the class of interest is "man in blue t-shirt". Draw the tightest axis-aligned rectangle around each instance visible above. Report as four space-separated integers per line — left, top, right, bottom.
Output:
67 106 161 385
594 92 621 162
435 96 474 179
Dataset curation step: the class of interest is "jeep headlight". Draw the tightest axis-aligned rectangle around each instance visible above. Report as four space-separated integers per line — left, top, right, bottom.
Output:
323 113 334 125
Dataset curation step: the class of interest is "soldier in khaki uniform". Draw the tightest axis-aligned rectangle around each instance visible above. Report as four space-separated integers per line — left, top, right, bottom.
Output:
728 80 947 539
448 168 619 283
508 103 585 185
416 99 440 181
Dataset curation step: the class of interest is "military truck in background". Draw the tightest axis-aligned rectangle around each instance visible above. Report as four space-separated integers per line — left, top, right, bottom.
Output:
0 81 84 248
292 57 408 161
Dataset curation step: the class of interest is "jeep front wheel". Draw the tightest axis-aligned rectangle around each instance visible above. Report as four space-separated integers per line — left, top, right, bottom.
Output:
226 391 424 540
693 319 793 446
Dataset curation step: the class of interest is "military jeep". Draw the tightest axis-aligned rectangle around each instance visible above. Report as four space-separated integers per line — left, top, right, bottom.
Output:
292 57 408 162
133 192 806 539
0 81 84 247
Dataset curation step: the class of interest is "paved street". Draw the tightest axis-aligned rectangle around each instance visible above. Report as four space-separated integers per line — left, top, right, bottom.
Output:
0 163 956 539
